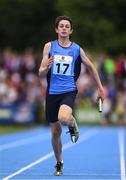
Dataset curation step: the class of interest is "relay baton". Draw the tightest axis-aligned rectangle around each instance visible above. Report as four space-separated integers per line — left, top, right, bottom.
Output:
98 98 103 112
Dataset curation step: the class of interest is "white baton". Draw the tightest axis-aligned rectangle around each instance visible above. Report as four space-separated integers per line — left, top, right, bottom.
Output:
98 98 103 112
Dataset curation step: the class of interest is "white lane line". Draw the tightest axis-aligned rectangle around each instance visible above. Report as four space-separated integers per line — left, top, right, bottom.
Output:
0 133 50 151
38 179 120 180
118 128 126 180
2 129 99 180
30 179 120 180
4 179 120 180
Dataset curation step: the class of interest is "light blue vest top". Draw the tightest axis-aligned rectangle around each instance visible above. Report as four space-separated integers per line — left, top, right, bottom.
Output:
47 40 82 94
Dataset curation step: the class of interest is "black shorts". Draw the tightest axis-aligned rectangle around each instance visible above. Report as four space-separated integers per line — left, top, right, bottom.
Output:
45 90 77 123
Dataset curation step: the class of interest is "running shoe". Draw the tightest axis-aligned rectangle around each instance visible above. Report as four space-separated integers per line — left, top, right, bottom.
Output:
68 119 79 143
54 161 64 176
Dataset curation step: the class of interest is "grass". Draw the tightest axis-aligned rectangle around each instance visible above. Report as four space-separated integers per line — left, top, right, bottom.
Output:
0 124 36 134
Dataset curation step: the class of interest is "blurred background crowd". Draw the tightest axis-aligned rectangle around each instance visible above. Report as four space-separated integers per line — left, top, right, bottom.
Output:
0 48 125 125
0 0 126 126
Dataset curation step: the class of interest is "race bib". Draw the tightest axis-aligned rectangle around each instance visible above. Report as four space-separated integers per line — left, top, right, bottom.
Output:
53 55 73 76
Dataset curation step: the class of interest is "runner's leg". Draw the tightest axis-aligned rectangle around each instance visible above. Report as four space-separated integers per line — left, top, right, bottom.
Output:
58 104 79 143
50 122 62 162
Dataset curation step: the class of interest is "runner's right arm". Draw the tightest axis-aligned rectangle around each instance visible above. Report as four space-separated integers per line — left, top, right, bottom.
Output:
39 42 54 75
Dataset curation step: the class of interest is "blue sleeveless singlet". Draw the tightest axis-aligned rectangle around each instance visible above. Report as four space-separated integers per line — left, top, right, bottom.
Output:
47 40 82 94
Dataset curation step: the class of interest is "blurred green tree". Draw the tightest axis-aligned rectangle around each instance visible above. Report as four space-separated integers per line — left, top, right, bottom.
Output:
56 0 126 54
0 0 58 51
0 0 126 54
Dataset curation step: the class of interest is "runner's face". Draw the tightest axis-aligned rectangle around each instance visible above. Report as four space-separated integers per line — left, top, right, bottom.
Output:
56 20 73 38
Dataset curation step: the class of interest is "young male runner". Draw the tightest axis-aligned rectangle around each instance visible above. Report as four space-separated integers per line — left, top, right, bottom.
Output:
39 16 104 176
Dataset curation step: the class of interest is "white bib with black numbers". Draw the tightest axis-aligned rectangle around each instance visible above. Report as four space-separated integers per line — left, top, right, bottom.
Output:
53 54 73 76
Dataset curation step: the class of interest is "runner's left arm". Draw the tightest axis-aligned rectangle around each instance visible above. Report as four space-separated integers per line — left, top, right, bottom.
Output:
80 47 105 101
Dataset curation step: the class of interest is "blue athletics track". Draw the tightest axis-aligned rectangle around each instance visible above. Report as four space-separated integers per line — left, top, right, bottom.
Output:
0 126 126 180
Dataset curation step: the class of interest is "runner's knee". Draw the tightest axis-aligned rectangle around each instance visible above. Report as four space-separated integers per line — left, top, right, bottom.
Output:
58 114 71 124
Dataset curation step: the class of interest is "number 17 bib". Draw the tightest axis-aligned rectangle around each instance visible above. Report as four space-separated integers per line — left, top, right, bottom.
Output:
53 54 73 76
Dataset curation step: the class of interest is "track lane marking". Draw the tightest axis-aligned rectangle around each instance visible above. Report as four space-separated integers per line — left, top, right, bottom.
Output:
3 179 120 180
0 133 50 151
2 129 99 180
118 128 126 180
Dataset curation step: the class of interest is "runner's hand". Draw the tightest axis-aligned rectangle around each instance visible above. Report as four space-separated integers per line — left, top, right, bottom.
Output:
47 56 54 67
97 87 105 102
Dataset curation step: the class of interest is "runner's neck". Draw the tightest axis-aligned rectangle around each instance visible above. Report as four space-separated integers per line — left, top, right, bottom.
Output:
58 39 72 47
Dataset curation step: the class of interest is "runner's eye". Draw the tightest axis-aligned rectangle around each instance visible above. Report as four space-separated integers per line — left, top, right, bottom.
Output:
59 24 64 28
65 25 70 29
59 24 70 29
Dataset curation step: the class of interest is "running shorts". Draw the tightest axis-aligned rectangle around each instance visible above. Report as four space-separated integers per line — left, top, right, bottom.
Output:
45 90 77 123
